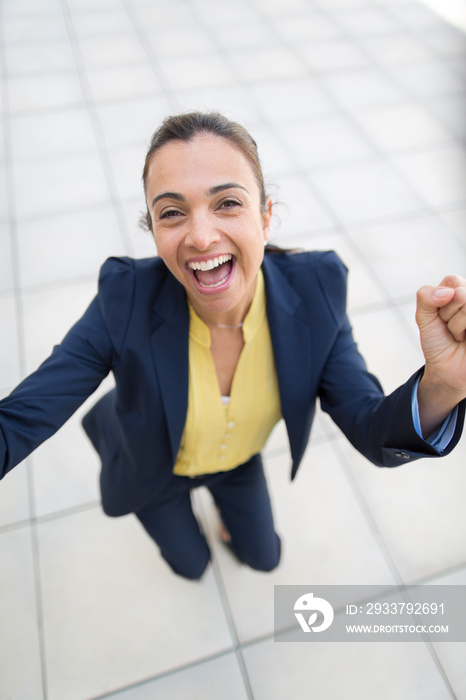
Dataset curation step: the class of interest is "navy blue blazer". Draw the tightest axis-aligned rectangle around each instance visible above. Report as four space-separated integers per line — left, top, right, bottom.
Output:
0 251 463 516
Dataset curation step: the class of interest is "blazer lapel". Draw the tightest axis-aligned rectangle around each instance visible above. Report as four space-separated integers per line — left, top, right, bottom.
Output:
262 255 313 473
150 272 189 465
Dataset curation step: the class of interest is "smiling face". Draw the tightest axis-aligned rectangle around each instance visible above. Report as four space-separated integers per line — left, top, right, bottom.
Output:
144 133 272 324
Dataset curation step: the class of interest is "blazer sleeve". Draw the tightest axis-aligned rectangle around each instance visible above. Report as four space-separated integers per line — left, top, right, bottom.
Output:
0 257 134 479
316 253 465 467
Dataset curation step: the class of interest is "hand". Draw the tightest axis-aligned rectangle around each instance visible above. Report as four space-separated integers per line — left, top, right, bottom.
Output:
416 275 466 436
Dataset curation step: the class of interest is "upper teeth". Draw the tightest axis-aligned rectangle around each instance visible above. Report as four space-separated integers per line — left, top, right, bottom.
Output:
188 254 232 272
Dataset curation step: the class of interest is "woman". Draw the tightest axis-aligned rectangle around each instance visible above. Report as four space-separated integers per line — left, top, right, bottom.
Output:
1 112 465 580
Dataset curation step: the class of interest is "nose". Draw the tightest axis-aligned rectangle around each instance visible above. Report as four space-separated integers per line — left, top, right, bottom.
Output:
185 210 220 251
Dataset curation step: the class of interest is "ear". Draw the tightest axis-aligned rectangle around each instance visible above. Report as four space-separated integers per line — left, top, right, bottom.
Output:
262 196 273 243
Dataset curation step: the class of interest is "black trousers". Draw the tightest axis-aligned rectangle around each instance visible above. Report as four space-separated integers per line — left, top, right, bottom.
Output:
135 454 281 579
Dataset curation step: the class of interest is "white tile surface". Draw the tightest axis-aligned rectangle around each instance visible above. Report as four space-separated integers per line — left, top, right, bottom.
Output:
108 653 250 700
348 214 466 299
10 108 98 161
13 153 110 219
249 77 335 124
337 436 466 582
86 63 163 103
16 205 126 288
7 72 85 113
198 442 398 644
351 102 452 152
278 116 375 170
391 146 466 208
0 223 14 293
21 279 98 374
38 508 233 700
243 637 453 700
0 295 22 389
310 160 425 224
320 69 405 112
0 527 43 700
0 460 31 527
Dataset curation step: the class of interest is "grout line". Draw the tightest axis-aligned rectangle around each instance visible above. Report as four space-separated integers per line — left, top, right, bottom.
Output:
329 437 460 700
59 0 137 256
0 6 49 700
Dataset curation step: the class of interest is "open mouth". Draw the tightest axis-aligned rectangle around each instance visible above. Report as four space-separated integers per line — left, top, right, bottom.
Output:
187 254 235 291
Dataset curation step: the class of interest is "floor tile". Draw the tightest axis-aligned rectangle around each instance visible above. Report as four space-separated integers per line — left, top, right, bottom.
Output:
0 527 43 699
270 173 336 237
192 0 259 29
359 34 435 65
337 434 466 582
298 38 369 73
332 6 401 36
272 11 342 43
278 116 375 170
16 205 126 288
391 146 466 208
96 95 173 150
3 15 69 44
107 144 147 200
215 21 277 51
198 441 397 644
7 71 85 113
0 456 31 527
86 63 163 103
21 279 98 373
351 102 452 153
108 653 250 700
385 1 452 30
78 34 148 68
309 160 425 224
348 214 466 299
287 229 387 311
440 207 466 249
429 567 466 700
13 153 110 219
5 40 77 74
0 223 14 293
249 77 335 124
425 94 466 140
250 123 296 176
243 636 453 700
144 25 216 59
161 53 237 91
419 24 466 56
69 8 133 38
347 305 423 392
228 47 306 83
38 508 233 700
30 388 110 517
320 69 406 112
10 108 98 161
174 84 263 123
388 60 465 98
0 294 21 389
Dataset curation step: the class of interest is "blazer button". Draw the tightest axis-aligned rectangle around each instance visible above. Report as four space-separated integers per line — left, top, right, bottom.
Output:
395 451 411 460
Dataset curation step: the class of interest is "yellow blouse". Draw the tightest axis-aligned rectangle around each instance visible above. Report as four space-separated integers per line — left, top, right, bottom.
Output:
173 269 282 477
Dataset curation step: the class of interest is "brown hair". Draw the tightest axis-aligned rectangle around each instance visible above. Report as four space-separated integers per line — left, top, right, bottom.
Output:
141 111 267 231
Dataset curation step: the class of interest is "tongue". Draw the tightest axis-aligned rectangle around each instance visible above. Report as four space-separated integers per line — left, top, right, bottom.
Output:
195 260 232 287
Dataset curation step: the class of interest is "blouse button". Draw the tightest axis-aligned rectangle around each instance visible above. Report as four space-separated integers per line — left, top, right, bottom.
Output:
227 421 235 429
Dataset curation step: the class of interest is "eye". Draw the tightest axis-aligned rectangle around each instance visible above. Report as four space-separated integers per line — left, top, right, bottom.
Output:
159 208 183 220
218 198 241 211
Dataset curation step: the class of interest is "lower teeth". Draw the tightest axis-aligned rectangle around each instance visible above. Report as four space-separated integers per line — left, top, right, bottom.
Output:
198 273 229 289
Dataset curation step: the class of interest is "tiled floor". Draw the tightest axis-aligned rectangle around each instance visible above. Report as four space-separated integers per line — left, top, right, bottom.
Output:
1 0 466 698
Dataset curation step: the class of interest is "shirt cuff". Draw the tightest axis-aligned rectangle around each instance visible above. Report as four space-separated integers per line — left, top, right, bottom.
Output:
412 376 458 453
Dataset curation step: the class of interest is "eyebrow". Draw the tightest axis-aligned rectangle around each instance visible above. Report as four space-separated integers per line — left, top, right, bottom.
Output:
151 182 248 208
